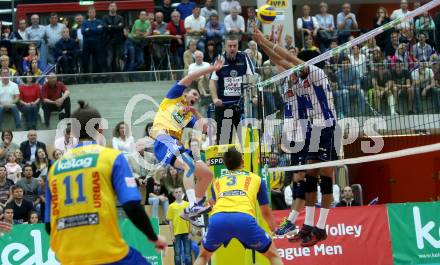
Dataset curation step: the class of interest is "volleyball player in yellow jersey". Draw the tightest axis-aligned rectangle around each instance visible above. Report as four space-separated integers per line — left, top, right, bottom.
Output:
194 147 284 265
44 101 167 265
152 58 224 225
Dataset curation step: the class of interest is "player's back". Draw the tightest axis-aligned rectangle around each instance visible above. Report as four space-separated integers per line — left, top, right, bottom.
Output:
211 170 263 218
47 143 130 265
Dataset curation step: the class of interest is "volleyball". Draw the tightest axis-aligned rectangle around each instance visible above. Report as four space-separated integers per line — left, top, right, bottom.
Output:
257 4 276 24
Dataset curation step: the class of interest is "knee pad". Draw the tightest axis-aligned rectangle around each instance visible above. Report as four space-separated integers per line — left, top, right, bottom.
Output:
181 153 195 178
305 175 318 193
295 180 306 200
319 176 333 195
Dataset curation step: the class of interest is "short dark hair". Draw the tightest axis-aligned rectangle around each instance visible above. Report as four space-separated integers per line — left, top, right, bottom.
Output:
3 204 13 213
22 164 33 172
113 121 129 138
71 100 102 140
11 185 23 193
225 36 239 44
88 6 96 11
1 129 13 141
184 86 200 95
223 147 242 170
50 12 58 17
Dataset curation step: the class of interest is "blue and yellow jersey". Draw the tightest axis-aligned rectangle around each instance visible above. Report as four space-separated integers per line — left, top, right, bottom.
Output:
44 142 141 265
270 171 284 190
152 82 197 141
210 170 269 218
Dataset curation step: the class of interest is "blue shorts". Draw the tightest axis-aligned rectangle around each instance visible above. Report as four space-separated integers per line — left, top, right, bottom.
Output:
108 247 150 265
202 212 272 253
153 134 191 166
306 125 339 162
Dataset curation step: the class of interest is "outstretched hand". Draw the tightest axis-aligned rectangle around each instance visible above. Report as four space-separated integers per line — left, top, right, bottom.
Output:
252 23 264 44
212 57 224 71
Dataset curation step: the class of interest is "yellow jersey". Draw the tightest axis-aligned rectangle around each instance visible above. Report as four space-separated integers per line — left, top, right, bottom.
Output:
45 142 142 265
270 171 284 190
166 201 190 235
152 82 197 141
211 170 269 218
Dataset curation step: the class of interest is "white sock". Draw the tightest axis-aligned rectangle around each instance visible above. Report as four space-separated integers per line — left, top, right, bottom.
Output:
287 210 299 223
186 189 196 207
304 206 315 226
316 208 330 230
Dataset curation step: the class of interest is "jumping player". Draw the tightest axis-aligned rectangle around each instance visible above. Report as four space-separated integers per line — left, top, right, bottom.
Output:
254 25 339 247
152 58 224 224
194 147 283 265
45 101 167 265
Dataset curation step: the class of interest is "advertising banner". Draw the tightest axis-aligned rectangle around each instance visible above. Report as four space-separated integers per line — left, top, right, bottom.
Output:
388 201 440 265
273 206 394 265
0 218 162 265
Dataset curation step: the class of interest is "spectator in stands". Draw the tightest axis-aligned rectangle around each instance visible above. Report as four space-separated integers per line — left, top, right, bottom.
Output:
82 6 105 74
414 61 439 114
204 40 218 63
146 168 169 219
128 141 150 185
315 2 336 52
167 11 186 70
0 68 21 129
205 14 225 55
62 16 73 30
22 44 42 74
284 34 294 50
177 0 196 20
188 51 210 96
54 125 78 153
45 12 65 65
1 55 20 84
0 166 13 212
297 4 319 46
413 32 433 62
244 40 262 68
41 73 71 127
16 165 38 205
370 63 395 114
349 45 367 88
153 12 169 35
361 38 381 68
28 59 43 77
183 39 199 69
7 185 34 224
221 0 241 15
185 5 206 52
71 14 84 53
36 176 46 217
18 73 40 130
32 148 51 179
301 34 320 53
224 7 245 37
26 14 47 68
391 60 412 114
336 186 360 207
163 166 184 203
384 31 400 57
269 154 287 210
103 1 125 73
156 0 173 23
246 6 261 41
2 206 14 225
337 3 358 44
20 130 46 164
1 26 12 40
390 0 412 30
399 27 416 47
55 28 79 74
112 122 136 159
0 130 18 165
373 7 391 52
335 56 367 118
130 11 151 70
52 149 63 161
389 43 416 72
166 186 192 265
29 211 39 224
415 11 436 46
13 19 28 41
5 153 21 183
201 0 218 20
430 54 440 113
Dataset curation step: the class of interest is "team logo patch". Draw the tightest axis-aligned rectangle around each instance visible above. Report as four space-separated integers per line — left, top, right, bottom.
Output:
54 154 98 174
230 70 238 77
125 177 137 188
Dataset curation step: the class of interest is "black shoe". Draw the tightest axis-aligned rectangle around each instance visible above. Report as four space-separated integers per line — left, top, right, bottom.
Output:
301 226 328 247
288 224 313 242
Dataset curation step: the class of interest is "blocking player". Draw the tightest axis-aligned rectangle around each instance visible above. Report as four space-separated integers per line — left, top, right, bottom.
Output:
45 101 167 265
194 147 283 265
254 25 339 247
152 58 224 224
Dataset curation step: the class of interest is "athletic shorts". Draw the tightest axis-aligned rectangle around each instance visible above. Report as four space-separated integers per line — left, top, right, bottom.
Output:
108 247 150 265
289 140 308 168
202 212 272 253
153 134 191 166
306 125 339 162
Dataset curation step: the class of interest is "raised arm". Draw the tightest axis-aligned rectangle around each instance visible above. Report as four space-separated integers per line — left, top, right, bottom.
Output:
179 58 224 87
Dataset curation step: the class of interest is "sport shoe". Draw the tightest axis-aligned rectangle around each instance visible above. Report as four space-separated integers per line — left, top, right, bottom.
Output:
288 224 313 242
180 198 212 221
275 219 296 236
301 227 328 247
189 216 205 228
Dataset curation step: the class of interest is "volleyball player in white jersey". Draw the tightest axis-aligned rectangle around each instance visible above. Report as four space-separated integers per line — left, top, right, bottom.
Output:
254 26 339 247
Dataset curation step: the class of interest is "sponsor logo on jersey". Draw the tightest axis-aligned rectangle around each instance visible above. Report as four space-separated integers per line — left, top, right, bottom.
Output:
54 154 98 174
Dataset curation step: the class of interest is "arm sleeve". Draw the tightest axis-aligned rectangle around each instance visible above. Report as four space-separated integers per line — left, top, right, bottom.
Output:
111 154 142 204
297 18 303 29
257 180 269 205
210 185 216 201
122 201 158 242
166 82 187 99
44 178 52 223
